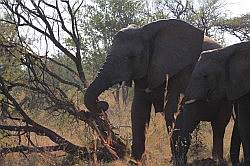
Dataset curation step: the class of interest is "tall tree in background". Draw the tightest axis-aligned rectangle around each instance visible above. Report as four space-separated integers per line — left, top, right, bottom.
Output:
155 0 227 36
216 13 250 41
80 0 146 76
155 0 193 20
0 0 126 161
190 0 227 36
77 0 146 109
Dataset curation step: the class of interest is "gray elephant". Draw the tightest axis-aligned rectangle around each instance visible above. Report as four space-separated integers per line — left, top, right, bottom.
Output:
170 96 233 165
84 19 206 161
175 41 250 165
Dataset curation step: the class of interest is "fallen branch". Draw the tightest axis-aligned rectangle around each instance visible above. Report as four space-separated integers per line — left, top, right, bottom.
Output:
0 145 64 154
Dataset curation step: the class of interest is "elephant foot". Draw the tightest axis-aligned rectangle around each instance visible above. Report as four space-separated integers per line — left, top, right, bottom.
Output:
212 156 227 166
216 159 227 166
129 153 147 166
231 162 241 166
128 159 142 166
192 158 216 165
172 156 187 166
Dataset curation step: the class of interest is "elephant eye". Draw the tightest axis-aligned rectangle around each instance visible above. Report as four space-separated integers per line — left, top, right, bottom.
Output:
128 54 135 60
128 51 136 59
201 74 208 79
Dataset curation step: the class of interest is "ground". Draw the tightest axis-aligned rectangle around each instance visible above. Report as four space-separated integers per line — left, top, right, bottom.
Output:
0 90 243 165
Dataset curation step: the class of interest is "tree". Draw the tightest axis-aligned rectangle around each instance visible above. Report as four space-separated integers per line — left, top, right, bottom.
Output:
154 0 227 37
155 0 193 20
78 0 146 76
0 0 126 161
190 0 227 36
216 13 250 41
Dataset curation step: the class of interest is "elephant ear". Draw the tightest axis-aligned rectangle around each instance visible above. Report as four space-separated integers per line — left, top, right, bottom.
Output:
142 19 204 89
226 42 250 100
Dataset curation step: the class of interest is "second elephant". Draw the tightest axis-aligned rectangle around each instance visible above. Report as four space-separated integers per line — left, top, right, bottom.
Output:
177 41 250 165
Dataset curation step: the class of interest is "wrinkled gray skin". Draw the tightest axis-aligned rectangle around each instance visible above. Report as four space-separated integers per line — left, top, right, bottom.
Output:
166 36 223 165
164 36 222 129
184 41 250 165
84 19 205 160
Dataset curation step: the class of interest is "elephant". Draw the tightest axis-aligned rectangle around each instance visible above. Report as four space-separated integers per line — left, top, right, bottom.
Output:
172 41 250 165
170 98 232 165
84 19 207 161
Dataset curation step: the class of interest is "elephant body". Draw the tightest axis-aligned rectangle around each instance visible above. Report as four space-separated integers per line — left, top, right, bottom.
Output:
178 41 250 165
84 19 208 161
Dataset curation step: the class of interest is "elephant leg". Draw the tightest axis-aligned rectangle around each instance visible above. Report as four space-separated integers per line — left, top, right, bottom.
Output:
237 93 250 165
211 122 225 161
164 77 180 132
181 103 200 134
172 105 199 165
230 119 241 165
131 92 152 161
230 104 241 165
211 101 232 162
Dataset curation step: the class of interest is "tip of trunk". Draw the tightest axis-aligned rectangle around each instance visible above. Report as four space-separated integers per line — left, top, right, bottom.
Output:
84 75 112 113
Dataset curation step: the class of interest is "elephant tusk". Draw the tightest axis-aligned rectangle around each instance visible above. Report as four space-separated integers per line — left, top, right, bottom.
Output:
185 99 196 104
145 88 152 93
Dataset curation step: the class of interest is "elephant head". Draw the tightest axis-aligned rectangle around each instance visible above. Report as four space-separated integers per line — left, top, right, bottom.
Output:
185 41 250 103
84 19 204 113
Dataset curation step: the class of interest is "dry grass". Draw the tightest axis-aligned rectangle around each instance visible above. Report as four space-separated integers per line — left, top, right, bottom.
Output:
0 90 243 165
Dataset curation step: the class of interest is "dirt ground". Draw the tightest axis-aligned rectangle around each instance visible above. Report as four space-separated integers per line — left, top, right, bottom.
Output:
0 94 243 165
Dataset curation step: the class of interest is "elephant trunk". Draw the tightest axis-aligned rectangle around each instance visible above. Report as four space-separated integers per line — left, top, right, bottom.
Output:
84 74 110 113
84 57 127 113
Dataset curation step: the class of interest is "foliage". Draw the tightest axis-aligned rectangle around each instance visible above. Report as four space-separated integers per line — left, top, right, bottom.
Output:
0 0 126 162
155 0 194 20
216 13 250 41
155 0 227 37
0 21 24 83
76 0 147 78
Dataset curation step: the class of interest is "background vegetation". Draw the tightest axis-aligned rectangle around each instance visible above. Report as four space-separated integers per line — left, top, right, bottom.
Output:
0 0 249 165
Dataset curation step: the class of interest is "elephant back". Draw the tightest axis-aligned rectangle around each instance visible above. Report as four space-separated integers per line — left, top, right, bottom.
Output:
226 41 250 100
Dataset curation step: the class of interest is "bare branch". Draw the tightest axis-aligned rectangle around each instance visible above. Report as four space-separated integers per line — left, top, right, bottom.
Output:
0 0 126 160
